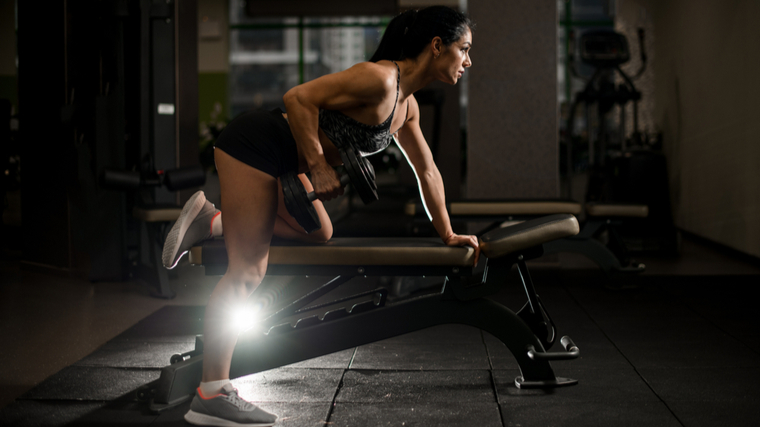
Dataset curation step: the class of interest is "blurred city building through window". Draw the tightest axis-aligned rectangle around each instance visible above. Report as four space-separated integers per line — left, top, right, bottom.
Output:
228 0 388 116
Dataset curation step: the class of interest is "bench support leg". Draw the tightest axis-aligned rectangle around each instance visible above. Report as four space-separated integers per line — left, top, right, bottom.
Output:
544 236 643 275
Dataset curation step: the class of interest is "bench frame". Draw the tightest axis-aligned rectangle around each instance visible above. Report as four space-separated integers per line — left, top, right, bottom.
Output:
147 242 578 412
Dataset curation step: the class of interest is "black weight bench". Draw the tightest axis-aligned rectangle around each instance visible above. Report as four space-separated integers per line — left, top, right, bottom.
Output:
406 199 647 276
548 202 648 276
147 214 582 412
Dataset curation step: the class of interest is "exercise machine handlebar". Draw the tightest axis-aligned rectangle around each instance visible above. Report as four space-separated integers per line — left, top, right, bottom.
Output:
100 165 206 192
631 27 648 79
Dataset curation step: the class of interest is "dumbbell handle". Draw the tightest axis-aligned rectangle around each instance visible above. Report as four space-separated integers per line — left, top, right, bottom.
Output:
305 173 351 202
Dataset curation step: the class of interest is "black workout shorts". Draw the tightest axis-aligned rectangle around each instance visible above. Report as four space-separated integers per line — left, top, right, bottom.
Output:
213 108 299 178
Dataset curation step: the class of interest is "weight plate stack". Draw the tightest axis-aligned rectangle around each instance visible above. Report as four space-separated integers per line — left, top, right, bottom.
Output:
340 146 379 205
282 172 321 233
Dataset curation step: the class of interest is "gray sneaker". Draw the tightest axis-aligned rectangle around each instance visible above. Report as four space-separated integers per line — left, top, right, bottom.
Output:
162 191 218 269
185 384 277 426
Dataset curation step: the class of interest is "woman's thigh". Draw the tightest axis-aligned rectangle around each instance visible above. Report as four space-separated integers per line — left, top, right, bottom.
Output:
215 147 279 278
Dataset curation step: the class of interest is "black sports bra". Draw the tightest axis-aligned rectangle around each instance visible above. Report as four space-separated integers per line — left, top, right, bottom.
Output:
318 61 407 157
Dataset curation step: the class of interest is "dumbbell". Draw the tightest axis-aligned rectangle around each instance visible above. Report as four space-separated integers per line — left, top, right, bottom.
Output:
282 172 349 234
282 146 378 233
339 145 378 205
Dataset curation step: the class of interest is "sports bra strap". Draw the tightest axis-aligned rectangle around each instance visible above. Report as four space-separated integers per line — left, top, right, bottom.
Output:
390 61 401 119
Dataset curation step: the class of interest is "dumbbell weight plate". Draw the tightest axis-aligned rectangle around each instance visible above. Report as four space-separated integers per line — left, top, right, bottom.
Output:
340 146 379 205
282 172 321 233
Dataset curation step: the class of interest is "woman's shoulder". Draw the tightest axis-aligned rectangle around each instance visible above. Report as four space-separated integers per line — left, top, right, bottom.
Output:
344 61 398 90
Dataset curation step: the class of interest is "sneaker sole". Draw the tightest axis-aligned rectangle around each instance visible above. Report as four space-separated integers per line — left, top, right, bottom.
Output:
185 409 275 427
162 191 207 269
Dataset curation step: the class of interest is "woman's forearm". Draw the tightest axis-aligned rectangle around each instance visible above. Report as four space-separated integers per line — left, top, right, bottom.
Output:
283 89 343 200
418 167 454 242
282 89 326 170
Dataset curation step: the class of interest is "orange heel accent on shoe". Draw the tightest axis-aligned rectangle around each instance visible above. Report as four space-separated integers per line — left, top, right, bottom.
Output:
196 387 223 400
210 211 221 236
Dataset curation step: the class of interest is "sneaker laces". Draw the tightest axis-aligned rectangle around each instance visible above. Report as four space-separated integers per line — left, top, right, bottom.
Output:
222 387 255 411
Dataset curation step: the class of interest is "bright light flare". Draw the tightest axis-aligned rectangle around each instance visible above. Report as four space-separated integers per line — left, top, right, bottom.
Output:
230 302 264 334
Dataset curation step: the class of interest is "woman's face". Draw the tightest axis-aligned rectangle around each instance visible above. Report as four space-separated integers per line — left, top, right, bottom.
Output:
436 27 473 85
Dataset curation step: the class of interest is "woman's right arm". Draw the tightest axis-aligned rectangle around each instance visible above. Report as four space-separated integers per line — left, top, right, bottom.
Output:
282 88 343 201
282 63 393 201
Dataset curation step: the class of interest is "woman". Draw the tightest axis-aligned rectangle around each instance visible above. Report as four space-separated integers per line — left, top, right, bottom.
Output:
164 6 476 426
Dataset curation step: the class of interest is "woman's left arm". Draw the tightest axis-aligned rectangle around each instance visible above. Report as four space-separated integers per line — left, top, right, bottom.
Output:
395 96 480 265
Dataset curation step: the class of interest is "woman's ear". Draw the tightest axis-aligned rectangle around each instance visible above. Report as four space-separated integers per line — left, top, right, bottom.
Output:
431 36 443 57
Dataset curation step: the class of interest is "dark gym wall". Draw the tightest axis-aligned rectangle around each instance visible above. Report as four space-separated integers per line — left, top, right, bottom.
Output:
0 0 16 112
17 0 200 278
197 0 229 129
634 0 760 258
17 1 72 272
177 0 200 204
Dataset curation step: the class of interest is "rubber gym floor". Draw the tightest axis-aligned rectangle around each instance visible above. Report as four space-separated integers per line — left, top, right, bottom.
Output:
1 215 760 427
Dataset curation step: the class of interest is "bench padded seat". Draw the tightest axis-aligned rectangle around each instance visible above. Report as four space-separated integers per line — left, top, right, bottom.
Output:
405 200 583 217
480 214 579 259
190 214 580 268
133 205 182 222
585 203 648 218
193 237 476 267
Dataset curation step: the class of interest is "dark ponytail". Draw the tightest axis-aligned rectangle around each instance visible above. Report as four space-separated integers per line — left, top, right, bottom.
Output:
370 6 473 63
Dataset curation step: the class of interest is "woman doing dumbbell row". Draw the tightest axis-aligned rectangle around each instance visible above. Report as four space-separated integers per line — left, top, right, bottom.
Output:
162 6 477 426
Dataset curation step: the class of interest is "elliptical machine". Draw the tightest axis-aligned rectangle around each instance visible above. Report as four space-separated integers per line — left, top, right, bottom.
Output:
564 28 679 255
565 28 647 170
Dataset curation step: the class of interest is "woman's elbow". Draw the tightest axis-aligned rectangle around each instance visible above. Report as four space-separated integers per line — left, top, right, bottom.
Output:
282 88 297 107
419 168 440 185
283 87 318 115
309 224 333 243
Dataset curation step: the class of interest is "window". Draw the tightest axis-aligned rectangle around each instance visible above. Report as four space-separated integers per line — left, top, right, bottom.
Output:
228 0 389 116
